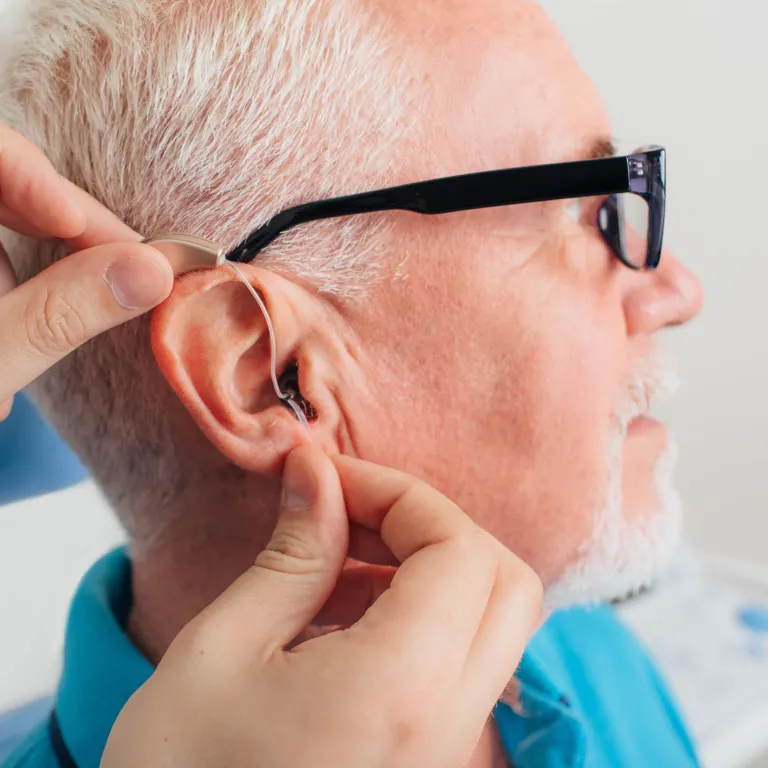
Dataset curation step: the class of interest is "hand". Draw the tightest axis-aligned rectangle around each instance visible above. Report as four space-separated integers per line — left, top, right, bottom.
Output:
102 447 542 768
0 124 173 420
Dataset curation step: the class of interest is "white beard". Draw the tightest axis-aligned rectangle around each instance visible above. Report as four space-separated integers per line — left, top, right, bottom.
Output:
543 350 684 611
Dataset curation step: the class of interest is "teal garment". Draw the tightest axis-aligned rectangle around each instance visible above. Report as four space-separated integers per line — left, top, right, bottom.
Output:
3 549 700 768
494 608 699 767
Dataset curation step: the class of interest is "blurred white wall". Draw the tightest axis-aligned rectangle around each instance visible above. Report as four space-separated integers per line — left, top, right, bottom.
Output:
540 0 768 565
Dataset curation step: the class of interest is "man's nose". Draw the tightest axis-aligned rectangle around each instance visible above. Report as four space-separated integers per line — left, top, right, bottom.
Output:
623 247 703 335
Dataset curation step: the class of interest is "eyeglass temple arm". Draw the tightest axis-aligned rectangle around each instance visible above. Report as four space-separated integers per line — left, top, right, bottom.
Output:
227 156 631 262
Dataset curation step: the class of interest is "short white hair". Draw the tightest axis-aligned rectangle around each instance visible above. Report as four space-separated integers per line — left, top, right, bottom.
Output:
1 0 410 289
0 0 412 540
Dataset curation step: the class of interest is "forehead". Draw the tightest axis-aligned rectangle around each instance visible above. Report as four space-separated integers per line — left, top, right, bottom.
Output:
385 0 611 174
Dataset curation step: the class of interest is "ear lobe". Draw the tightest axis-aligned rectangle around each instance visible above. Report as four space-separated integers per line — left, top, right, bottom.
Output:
150 266 308 475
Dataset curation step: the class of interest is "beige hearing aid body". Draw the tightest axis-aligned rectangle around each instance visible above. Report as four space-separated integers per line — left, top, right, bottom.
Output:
143 233 226 276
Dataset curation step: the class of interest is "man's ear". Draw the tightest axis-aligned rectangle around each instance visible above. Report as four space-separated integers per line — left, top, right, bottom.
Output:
150 265 313 476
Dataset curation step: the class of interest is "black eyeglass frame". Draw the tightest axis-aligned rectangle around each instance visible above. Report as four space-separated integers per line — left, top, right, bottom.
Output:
227 145 666 271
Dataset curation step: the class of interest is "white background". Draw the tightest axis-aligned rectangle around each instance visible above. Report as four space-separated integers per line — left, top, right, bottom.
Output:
1 0 767 754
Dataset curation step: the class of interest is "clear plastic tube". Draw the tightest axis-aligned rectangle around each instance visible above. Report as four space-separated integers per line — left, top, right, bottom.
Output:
225 261 311 439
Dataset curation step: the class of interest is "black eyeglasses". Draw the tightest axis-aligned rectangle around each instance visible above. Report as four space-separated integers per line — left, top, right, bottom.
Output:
227 145 665 271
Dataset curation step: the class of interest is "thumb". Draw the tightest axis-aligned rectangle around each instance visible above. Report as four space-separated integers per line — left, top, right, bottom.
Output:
198 447 350 658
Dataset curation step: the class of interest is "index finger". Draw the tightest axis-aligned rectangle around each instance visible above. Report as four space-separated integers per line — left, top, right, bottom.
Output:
0 125 85 239
330 455 478 562
330 455 496 664
59 178 141 252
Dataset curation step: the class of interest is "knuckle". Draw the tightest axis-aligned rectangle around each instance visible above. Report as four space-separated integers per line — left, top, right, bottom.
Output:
525 566 545 604
25 286 88 356
388 698 433 748
403 479 448 513
450 529 494 566
13 171 36 212
498 551 543 604
255 528 323 576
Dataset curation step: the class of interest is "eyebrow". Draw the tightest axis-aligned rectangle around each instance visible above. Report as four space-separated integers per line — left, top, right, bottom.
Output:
587 137 618 161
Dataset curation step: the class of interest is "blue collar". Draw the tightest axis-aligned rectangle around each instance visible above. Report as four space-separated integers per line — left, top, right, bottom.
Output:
51 549 697 768
55 550 152 768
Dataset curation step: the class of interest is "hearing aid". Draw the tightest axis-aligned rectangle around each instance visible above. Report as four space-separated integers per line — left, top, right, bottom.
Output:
143 233 227 276
143 232 314 437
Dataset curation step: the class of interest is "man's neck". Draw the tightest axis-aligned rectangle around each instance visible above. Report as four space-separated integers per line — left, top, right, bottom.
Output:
124 482 516 768
127 481 280 663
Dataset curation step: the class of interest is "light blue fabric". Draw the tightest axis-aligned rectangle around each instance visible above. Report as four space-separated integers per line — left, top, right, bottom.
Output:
0 393 87 506
0 700 54 765
2 549 700 767
495 605 699 767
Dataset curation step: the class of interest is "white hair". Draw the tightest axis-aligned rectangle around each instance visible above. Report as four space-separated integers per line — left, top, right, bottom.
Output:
544 349 684 609
0 0 410 290
0 0 413 538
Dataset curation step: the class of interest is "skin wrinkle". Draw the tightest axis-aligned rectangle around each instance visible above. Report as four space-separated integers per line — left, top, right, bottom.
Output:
327 354 369 461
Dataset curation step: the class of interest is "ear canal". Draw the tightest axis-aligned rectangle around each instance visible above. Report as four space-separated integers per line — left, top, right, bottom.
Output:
278 362 318 421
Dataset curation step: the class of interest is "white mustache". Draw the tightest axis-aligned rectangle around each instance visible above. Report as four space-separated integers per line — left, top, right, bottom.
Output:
614 347 681 429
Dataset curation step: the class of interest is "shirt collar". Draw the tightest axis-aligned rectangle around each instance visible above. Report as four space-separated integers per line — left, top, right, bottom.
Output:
56 549 153 768
54 548 587 768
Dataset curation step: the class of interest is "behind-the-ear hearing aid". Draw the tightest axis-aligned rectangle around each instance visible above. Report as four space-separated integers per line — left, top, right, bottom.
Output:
143 233 227 274
143 233 314 437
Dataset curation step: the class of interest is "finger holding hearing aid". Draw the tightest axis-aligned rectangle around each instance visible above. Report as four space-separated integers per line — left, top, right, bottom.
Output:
0 123 174 419
102 447 543 768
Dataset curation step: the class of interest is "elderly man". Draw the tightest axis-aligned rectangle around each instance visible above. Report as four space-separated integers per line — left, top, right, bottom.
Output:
0 0 702 766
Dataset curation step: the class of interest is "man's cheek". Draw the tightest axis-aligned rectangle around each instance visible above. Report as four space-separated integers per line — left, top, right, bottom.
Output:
530 336 618 430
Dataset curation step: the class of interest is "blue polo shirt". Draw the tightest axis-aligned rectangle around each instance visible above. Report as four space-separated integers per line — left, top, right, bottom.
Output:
3 549 699 767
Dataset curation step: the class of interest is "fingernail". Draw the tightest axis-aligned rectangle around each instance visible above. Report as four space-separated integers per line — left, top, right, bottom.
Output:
281 453 317 510
105 257 169 310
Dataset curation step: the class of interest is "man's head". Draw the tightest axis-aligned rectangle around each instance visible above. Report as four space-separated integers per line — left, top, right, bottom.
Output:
0 0 701 608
